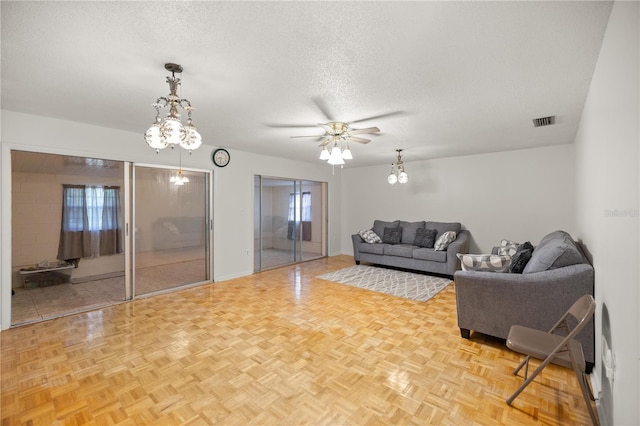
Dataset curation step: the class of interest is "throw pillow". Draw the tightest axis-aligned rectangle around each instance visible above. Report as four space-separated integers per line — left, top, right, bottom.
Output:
414 228 437 248
358 229 382 244
497 239 520 256
434 231 457 251
508 241 534 273
372 220 400 240
457 253 512 272
382 227 402 245
523 235 583 273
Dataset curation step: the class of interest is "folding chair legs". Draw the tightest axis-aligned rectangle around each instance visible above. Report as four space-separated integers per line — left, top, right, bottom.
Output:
513 355 531 379
575 369 599 425
507 356 599 426
506 354 555 405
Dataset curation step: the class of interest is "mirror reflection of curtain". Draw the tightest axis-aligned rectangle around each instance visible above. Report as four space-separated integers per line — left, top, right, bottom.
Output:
58 185 91 259
57 184 122 260
287 192 312 241
301 191 311 241
100 186 123 255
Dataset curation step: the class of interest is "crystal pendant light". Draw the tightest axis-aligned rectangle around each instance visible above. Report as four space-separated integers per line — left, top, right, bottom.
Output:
387 164 398 185
388 149 408 184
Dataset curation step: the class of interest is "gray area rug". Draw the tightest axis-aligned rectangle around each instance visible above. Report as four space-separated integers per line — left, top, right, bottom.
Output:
317 265 452 302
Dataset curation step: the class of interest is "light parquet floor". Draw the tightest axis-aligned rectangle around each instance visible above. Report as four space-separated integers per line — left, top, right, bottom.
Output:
1 255 598 425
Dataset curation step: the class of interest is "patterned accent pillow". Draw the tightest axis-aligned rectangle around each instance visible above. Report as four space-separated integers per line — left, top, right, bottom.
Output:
382 227 402 245
414 228 437 248
434 231 457 251
456 253 512 272
497 239 519 256
358 229 382 244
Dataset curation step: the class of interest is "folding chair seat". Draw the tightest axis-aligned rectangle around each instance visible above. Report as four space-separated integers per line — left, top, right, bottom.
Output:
505 294 598 425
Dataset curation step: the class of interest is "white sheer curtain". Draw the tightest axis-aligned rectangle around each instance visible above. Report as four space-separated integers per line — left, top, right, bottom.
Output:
85 186 102 256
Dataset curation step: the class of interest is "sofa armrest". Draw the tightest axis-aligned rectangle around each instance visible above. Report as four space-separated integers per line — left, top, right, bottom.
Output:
351 234 364 262
454 263 595 361
444 230 470 274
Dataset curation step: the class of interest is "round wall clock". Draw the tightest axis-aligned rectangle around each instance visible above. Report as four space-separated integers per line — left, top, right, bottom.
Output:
212 148 230 167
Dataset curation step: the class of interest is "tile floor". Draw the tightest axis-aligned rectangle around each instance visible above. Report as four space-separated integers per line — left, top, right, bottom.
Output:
11 276 125 326
12 254 208 326
11 247 322 327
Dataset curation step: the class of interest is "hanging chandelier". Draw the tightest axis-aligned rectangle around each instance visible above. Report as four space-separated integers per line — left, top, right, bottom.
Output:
170 169 190 186
387 149 408 185
145 63 202 153
170 150 190 186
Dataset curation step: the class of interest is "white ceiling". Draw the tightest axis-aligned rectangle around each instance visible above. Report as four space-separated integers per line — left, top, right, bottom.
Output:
1 1 613 167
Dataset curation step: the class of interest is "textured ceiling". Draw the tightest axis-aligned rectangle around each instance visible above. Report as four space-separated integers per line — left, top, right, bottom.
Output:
1 1 612 167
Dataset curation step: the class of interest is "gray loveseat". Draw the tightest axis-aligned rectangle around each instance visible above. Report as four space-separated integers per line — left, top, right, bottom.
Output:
454 230 595 371
351 220 470 278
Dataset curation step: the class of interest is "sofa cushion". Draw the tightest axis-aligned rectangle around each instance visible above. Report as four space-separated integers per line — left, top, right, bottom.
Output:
414 228 437 248
358 242 386 255
413 248 447 263
434 231 457 251
457 253 512 272
399 221 426 244
382 227 402 245
523 231 584 273
372 220 400 240
508 241 534 273
383 244 416 258
358 229 382 244
497 239 520 256
426 221 462 239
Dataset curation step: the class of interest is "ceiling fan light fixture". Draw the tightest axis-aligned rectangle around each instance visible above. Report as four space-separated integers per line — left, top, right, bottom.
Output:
341 145 353 160
328 145 345 165
319 146 330 160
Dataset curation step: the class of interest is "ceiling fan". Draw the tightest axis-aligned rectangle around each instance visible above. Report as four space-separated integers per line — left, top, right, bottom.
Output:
266 97 407 165
291 121 380 148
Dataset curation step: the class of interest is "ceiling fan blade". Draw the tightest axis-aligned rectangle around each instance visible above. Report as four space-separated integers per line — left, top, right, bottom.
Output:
346 136 371 144
312 97 335 121
348 126 380 136
265 123 320 128
318 137 332 147
349 110 407 124
291 134 326 138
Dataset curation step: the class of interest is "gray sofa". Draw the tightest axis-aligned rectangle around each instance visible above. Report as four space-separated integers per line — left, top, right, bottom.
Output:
351 220 470 277
454 230 595 371
152 217 206 250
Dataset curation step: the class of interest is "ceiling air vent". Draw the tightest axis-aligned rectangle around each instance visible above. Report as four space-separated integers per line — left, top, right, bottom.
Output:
532 115 556 127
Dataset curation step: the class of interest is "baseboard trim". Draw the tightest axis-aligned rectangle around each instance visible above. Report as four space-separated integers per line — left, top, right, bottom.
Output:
71 271 125 284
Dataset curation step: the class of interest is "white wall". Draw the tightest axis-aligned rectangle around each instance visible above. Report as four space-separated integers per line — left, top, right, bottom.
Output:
574 2 639 425
341 144 576 254
0 110 341 329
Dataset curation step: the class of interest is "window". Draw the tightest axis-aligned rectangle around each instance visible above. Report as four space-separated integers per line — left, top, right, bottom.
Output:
288 192 311 221
63 186 120 232
58 185 122 259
